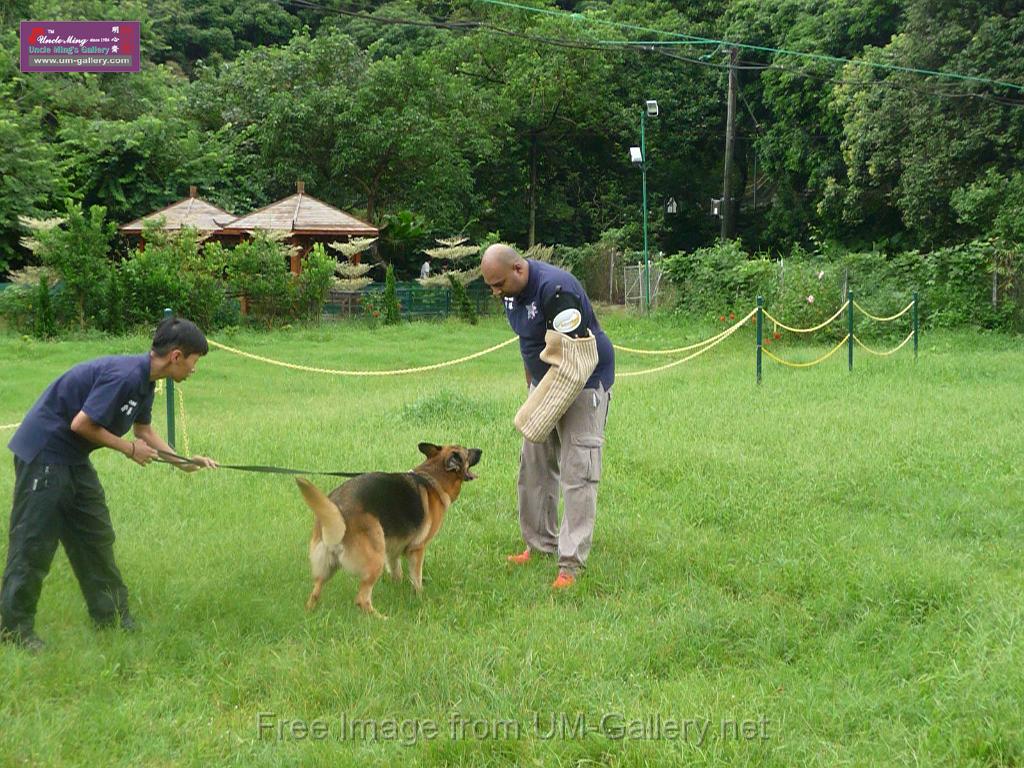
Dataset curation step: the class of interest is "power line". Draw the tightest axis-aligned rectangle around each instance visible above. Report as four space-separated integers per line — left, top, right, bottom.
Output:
271 0 1024 108
739 56 1024 107
652 48 1024 108
478 0 1024 95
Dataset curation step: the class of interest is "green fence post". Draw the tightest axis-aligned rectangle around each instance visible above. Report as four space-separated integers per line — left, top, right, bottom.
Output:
912 291 919 361
756 296 763 385
847 290 854 372
163 307 175 450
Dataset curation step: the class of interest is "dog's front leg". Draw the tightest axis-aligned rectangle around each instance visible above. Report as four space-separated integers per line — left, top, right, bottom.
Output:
407 547 425 594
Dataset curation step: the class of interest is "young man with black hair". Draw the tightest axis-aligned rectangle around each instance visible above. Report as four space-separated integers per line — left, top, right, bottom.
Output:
0 317 217 652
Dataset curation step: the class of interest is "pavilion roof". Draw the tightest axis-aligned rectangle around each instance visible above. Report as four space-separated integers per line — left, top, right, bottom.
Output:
119 187 234 233
218 182 378 237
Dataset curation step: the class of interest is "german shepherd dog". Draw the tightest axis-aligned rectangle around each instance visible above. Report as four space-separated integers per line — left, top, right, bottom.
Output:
296 443 482 617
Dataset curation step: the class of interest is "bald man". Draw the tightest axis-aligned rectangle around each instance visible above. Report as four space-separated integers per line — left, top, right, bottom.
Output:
481 245 614 589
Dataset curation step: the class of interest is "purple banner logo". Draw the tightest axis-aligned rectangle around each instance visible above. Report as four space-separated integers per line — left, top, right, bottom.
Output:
20 21 140 73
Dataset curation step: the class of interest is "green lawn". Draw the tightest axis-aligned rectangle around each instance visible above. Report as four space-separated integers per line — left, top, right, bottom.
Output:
0 312 1022 767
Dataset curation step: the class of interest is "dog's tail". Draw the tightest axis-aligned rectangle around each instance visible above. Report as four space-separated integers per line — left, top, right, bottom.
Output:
296 478 347 547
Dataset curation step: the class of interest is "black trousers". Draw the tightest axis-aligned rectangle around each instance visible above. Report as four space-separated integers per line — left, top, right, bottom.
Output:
0 456 128 633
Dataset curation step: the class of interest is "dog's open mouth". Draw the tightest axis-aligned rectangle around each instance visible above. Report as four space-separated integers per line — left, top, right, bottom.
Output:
463 448 482 480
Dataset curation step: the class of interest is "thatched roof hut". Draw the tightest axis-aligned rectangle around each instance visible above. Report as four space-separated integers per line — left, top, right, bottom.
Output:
119 186 234 236
219 182 378 272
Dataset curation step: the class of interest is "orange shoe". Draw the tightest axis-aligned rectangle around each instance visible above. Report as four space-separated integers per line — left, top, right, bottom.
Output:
506 548 532 565
551 570 576 589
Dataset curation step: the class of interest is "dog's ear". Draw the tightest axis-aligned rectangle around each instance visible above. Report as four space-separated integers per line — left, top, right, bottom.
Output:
444 451 462 473
418 443 442 458
468 448 482 467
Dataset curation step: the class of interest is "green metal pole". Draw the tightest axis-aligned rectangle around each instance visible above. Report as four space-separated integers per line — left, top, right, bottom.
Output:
847 290 854 372
756 296 763 385
912 291 919 361
164 307 175 450
641 110 651 312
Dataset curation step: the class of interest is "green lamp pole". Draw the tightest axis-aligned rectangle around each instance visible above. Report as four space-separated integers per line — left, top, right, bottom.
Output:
163 307 175 449
633 100 659 312
640 109 650 312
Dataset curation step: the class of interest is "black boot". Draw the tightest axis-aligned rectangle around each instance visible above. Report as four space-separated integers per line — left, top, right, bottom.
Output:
94 610 138 632
0 625 45 653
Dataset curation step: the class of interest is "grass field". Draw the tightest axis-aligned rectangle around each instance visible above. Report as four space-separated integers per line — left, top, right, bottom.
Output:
0 310 1022 767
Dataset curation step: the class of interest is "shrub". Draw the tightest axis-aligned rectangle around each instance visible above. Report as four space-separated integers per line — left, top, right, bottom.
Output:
360 289 386 326
662 240 776 314
295 243 335 322
119 226 229 330
24 200 115 330
0 284 33 333
98 268 126 335
0 266 61 334
120 243 184 326
225 232 295 326
382 264 402 325
663 238 1024 334
448 273 478 324
33 275 57 340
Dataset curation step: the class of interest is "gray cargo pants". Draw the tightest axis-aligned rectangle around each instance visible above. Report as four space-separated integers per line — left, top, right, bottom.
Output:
517 384 611 574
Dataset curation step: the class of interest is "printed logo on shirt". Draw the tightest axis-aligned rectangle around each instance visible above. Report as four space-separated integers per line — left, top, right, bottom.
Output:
504 297 514 311
527 301 538 320
120 398 138 416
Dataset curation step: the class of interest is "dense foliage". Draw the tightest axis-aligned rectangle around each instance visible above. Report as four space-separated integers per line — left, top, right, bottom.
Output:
663 238 1023 332
1 0 1022 332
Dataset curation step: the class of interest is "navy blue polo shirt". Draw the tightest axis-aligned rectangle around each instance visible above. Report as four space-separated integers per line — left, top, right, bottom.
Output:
502 260 614 390
9 354 155 465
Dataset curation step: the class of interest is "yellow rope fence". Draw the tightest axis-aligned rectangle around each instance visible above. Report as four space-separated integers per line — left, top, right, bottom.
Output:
762 301 849 334
0 423 20 431
853 300 914 322
761 335 850 369
207 336 519 376
0 296 914 421
618 309 756 378
612 315 752 356
853 331 915 357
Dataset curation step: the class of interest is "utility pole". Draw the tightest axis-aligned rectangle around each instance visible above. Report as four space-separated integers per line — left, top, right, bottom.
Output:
721 47 738 242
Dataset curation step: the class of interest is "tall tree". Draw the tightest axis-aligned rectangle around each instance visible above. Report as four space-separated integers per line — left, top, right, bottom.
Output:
723 0 904 250
451 13 619 246
831 0 1024 249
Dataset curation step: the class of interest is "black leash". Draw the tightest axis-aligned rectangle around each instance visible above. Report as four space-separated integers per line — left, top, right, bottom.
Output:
155 449 368 478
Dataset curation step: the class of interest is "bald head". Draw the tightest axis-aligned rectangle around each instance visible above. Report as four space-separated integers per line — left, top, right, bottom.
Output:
481 244 529 299
482 243 522 270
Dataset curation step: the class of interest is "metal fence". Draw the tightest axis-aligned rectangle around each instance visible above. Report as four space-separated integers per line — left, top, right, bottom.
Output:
623 264 663 308
322 280 493 320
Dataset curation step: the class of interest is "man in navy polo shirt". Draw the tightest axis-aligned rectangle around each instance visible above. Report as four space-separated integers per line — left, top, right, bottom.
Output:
481 244 613 589
0 317 217 652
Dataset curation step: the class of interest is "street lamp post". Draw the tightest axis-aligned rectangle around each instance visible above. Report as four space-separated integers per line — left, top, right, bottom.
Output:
630 100 658 312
